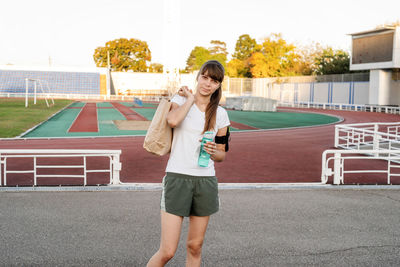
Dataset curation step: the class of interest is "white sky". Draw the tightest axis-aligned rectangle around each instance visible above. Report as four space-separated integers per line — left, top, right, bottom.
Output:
0 0 399 69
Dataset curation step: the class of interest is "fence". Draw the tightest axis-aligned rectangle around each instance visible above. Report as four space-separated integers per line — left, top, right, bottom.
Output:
321 122 400 185
321 149 400 185
279 102 400 114
0 149 122 186
334 122 400 152
0 92 165 102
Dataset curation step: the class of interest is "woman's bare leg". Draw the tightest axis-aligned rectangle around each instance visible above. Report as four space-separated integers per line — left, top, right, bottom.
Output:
185 216 210 267
147 210 184 267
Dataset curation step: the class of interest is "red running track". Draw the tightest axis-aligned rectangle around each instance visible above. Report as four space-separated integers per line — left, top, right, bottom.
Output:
111 102 147 121
68 103 98 132
230 121 259 130
1 108 399 185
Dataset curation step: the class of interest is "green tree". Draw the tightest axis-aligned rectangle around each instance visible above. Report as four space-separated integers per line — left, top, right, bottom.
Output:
209 40 228 57
185 40 227 72
93 38 151 72
232 34 257 60
209 40 228 69
315 47 350 75
185 46 211 72
227 34 258 77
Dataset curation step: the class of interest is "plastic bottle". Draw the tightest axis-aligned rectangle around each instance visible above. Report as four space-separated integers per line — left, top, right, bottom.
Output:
198 131 214 167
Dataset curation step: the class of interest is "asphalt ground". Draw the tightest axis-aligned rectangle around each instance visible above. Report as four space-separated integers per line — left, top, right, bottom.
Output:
1 188 400 266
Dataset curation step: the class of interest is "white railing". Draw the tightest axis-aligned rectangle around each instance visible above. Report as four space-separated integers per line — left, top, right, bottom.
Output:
0 149 122 186
321 149 400 185
0 92 165 102
388 125 400 136
334 122 400 155
3 92 400 114
279 101 400 115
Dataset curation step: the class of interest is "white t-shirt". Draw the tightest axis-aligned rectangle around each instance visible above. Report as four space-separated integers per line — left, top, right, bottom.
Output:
165 95 230 176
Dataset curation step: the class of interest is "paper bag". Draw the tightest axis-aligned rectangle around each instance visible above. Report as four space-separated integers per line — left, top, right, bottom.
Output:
143 98 172 156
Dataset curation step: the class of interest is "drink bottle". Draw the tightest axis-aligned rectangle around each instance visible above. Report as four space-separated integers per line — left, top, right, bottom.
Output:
198 131 214 167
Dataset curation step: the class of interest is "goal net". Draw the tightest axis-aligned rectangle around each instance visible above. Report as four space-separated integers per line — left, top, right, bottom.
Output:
25 78 55 107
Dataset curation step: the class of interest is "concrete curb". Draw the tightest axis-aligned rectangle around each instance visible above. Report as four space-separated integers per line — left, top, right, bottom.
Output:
1 183 400 192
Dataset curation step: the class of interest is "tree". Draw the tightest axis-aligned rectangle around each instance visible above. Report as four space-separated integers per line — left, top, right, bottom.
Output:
209 40 228 69
232 34 257 60
185 40 228 72
225 34 258 77
93 38 151 72
375 20 400 28
209 40 228 57
248 33 300 77
294 42 324 75
226 58 247 77
185 46 210 72
315 47 350 75
149 63 163 73
247 52 270 78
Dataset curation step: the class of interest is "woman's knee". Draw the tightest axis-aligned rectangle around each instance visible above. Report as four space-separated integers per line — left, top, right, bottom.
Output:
159 247 176 262
187 239 204 255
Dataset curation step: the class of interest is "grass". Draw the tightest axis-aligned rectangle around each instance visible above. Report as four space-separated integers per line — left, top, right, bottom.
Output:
227 110 340 130
0 98 74 138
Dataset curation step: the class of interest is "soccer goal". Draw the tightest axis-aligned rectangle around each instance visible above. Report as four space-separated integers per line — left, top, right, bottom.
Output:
24 78 55 107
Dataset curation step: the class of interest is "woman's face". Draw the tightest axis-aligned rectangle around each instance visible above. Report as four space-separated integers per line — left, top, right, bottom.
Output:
196 71 221 96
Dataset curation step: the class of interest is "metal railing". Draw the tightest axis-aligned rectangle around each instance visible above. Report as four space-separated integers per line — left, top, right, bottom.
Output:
3 92 400 115
321 122 400 185
0 92 164 102
279 101 400 115
334 122 400 153
321 149 400 185
0 149 122 186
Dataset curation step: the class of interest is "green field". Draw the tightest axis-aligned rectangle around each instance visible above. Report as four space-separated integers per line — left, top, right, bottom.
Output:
227 110 340 130
0 99 341 138
0 98 73 138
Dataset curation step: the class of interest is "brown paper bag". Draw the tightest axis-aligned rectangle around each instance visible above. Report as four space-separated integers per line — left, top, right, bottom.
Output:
143 98 172 156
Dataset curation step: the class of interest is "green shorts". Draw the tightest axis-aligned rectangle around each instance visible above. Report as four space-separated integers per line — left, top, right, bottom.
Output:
160 172 219 217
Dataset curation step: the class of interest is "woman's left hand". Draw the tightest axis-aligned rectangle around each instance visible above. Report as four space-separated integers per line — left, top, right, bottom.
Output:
202 141 217 155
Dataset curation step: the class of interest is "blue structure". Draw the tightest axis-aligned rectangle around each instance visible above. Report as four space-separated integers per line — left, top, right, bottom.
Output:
0 69 100 95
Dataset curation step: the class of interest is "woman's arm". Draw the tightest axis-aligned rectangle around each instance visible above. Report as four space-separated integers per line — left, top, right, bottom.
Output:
203 126 229 162
167 87 194 128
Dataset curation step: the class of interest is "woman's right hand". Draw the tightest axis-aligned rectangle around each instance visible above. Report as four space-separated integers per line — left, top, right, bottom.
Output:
178 86 194 99
168 86 195 128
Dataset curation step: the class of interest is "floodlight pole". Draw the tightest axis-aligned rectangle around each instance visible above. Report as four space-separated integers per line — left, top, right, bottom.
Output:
107 50 110 69
106 50 111 97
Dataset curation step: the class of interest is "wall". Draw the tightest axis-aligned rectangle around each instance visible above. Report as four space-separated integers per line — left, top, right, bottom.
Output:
110 72 197 95
249 81 372 105
390 79 400 105
353 82 369 104
369 69 398 105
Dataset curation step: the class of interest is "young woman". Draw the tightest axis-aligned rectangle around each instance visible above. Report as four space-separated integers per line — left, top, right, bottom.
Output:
147 60 230 267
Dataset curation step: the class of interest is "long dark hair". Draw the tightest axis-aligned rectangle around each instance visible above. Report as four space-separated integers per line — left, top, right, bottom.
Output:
197 60 225 133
